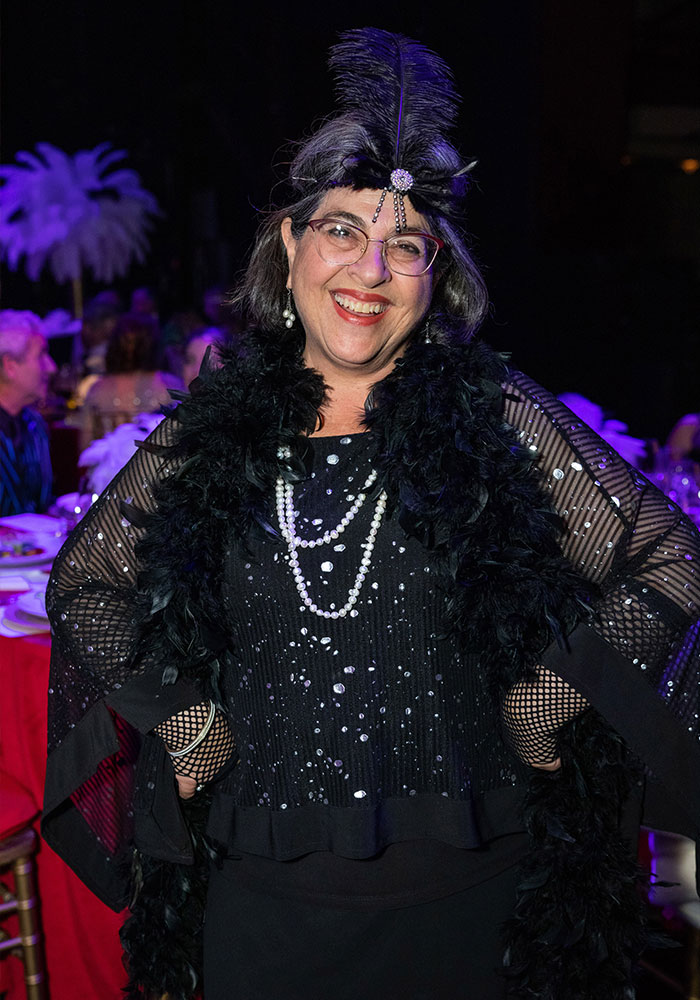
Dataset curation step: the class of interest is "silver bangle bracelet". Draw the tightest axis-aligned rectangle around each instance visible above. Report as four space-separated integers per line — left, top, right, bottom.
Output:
168 700 216 758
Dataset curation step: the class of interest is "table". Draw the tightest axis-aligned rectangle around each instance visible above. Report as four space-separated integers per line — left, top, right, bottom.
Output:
0 634 126 999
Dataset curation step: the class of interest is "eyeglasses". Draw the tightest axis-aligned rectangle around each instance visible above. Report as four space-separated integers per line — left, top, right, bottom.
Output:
308 218 444 276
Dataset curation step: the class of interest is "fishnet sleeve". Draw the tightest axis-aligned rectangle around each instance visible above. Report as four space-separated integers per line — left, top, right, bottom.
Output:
155 702 235 784
501 373 700 775
503 668 589 766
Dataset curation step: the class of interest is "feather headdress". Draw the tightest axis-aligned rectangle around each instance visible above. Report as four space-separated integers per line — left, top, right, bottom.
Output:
290 28 475 225
330 29 460 168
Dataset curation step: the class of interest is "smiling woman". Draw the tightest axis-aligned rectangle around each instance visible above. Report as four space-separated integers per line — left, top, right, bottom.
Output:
42 26 700 1000
280 189 435 427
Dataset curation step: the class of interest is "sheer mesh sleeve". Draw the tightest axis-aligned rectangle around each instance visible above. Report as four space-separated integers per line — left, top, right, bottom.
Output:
43 413 234 909
501 373 700 810
46 415 193 752
155 702 236 784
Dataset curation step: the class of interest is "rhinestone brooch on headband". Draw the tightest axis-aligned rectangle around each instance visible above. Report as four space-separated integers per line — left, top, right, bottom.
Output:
390 168 414 191
373 168 415 231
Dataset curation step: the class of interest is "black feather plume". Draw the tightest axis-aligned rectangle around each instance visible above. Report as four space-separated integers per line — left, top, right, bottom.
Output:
329 27 460 170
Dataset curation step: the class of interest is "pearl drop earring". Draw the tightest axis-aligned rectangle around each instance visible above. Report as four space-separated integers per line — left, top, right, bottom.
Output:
282 289 296 328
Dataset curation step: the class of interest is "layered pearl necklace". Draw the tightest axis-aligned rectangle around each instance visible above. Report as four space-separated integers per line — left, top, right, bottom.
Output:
275 446 387 619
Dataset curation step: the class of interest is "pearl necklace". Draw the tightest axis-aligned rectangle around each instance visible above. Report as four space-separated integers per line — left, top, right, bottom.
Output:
275 448 387 619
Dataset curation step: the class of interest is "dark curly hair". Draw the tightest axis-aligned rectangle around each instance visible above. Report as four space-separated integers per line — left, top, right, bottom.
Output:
105 313 160 374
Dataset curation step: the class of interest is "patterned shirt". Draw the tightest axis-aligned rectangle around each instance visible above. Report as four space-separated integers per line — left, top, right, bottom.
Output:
0 405 53 515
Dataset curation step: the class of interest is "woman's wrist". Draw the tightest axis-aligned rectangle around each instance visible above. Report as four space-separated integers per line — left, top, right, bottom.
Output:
166 700 216 758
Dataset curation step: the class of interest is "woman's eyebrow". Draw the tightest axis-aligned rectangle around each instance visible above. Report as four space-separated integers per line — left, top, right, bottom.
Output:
323 209 426 234
322 210 365 227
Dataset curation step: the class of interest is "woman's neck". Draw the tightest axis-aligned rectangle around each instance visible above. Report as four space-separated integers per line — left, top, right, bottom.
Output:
305 356 395 438
312 384 368 436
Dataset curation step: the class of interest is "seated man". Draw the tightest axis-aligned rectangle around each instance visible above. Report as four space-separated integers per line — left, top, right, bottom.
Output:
0 310 57 515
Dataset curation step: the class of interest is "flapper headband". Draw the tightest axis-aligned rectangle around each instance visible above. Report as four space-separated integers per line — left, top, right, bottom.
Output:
289 29 477 231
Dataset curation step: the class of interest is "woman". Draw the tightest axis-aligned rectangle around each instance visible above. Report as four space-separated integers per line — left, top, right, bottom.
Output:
667 410 700 463
80 311 181 447
43 29 700 1000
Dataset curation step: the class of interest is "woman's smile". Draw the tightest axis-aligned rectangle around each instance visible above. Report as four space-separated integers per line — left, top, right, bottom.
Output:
330 288 390 324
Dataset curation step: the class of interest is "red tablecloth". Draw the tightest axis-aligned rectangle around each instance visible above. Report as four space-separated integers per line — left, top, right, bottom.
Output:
0 634 126 999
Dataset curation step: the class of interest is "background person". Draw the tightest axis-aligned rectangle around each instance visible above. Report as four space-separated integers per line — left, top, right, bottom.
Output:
181 327 224 387
666 411 700 463
80 312 181 447
130 286 159 319
0 309 56 515
73 292 122 407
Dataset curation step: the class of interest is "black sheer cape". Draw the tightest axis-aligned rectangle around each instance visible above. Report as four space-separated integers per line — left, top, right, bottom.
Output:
41 331 700 997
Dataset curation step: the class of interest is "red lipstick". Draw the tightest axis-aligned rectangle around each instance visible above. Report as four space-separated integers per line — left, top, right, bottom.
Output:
329 288 390 326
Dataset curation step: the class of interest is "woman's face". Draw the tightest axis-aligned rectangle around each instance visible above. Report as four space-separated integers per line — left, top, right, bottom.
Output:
281 188 434 381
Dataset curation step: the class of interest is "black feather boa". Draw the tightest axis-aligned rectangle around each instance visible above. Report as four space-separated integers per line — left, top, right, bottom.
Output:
502 716 648 999
120 792 213 1000
120 324 649 999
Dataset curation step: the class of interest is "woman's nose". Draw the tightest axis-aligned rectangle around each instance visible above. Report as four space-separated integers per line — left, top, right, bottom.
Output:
346 240 391 286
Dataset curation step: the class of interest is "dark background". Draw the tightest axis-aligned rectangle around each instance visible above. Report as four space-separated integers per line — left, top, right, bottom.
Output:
2 0 699 439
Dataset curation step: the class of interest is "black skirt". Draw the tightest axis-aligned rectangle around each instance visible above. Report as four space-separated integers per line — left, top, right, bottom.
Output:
203 860 519 1000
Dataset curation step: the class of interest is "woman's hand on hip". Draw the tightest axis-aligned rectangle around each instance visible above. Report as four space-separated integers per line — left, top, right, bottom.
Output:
176 775 199 799
531 757 561 772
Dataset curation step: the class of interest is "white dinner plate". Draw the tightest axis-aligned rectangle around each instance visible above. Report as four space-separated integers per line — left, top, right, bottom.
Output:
0 575 32 599
0 533 63 569
0 605 50 635
16 589 48 621
0 513 63 534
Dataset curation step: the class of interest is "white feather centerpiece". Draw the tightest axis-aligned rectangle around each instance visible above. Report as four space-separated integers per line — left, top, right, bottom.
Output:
0 142 160 315
558 392 647 467
79 413 165 497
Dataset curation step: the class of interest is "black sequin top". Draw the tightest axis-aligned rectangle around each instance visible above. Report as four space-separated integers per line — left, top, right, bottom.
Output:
210 432 529 906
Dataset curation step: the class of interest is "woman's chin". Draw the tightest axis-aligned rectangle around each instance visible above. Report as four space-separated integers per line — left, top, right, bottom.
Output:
306 326 413 376
316 343 389 374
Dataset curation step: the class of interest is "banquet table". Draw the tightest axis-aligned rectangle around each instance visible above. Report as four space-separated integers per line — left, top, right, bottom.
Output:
0 632 126 999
